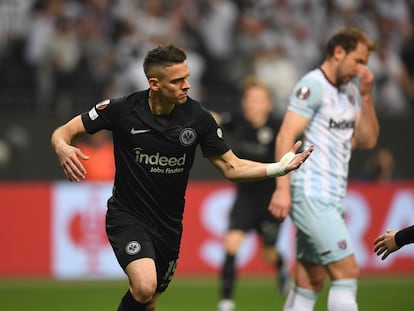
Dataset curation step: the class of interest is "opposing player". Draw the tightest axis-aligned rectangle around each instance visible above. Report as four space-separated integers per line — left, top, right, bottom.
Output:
51 44 313 311
268 27 379 311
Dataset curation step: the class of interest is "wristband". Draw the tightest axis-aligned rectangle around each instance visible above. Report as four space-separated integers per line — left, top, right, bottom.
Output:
266 162 285 177
266 151 296 177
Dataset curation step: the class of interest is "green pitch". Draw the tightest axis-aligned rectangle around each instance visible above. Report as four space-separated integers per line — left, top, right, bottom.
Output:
1 275 413 310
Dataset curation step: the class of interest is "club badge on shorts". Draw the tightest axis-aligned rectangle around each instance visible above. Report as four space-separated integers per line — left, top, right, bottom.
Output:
125 241 141 255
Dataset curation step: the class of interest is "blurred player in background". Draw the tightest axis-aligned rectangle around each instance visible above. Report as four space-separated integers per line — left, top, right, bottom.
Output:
374 225 414 260
51 44 313 311
268 27 379 311
212 77 289 311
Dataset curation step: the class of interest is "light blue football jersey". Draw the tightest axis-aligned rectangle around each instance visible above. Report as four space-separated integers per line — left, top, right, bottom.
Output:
289 68 361 203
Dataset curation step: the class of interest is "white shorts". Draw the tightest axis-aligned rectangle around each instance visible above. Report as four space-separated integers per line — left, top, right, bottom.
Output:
290 192 354 265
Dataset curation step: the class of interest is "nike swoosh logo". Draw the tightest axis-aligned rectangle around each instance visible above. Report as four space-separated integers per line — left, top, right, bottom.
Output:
130 128 151 135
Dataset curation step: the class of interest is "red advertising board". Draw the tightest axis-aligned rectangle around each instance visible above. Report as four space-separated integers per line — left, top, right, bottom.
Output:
0 183 51 276
0 181 413 278
179 181 277 275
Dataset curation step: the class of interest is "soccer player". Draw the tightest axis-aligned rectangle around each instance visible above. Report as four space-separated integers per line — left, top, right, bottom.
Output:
51 44 313 311
213 76 289 311
268 27 379 311
374 225 414 260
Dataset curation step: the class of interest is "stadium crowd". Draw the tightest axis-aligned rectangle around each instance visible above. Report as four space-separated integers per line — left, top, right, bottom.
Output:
0 0 413 119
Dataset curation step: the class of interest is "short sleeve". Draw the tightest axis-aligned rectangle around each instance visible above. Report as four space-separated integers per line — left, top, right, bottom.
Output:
198 109 230 158
288 77 323 119
81 97 123 134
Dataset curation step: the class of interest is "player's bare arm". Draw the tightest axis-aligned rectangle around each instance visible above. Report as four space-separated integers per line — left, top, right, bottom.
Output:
51 115 89 182
209 140 313 182
268 111 310 221
352 64 380 149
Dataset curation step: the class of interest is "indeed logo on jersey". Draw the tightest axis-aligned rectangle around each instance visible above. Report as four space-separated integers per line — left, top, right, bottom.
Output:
328 118 355 130
133 147 185 174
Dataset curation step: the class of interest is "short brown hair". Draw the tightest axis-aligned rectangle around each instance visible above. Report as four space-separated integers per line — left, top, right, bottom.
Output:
325 27 376 57
143 44 187 79
241 76 272 96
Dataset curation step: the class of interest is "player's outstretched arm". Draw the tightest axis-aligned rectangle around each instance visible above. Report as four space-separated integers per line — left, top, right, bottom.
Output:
209 141 314 182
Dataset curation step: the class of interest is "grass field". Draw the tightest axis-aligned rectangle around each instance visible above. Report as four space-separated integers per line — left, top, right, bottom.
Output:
1 275 413 310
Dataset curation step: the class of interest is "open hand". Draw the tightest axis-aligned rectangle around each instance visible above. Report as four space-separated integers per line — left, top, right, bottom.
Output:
283 141 314 174
373 229 400 260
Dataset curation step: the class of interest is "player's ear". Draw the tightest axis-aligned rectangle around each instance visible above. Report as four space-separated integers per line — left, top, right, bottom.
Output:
333 45 345 61
148 77 160 91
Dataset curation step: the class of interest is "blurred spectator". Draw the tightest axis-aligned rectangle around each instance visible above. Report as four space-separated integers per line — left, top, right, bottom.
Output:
75 130 115 181
0 0 413 121
252 43 299 118
46 13 82 117
76 1 115 112
368 39 414 118
24 0 63 115
0 0 34 56
232 9 275 84
374 0 411 47
24 0 63 66
281 19 321 77
399 0 414 112
0 36 36 114
111 18 147 96
196 0 239 110
197 0 238 65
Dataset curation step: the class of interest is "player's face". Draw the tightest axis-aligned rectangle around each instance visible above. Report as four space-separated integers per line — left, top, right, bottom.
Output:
158 62 191 105
337 42 369 84
242 86 272 125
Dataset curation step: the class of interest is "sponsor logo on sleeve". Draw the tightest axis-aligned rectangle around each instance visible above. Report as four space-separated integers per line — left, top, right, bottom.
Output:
88 107 98 120
96 99 110 110
89 99 110 120
216 128 223 139
296 86 311 100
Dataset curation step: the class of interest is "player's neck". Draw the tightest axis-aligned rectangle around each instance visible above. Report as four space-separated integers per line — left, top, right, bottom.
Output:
148 94 175 115
247 116 267 128
320 61 338 86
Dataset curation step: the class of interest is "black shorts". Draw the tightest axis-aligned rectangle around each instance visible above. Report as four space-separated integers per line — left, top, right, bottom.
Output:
228 191 281 246
105 199 180 292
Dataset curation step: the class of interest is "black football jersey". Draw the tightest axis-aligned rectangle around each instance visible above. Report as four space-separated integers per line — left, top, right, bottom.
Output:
81 89 230 234
220 112 280 194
